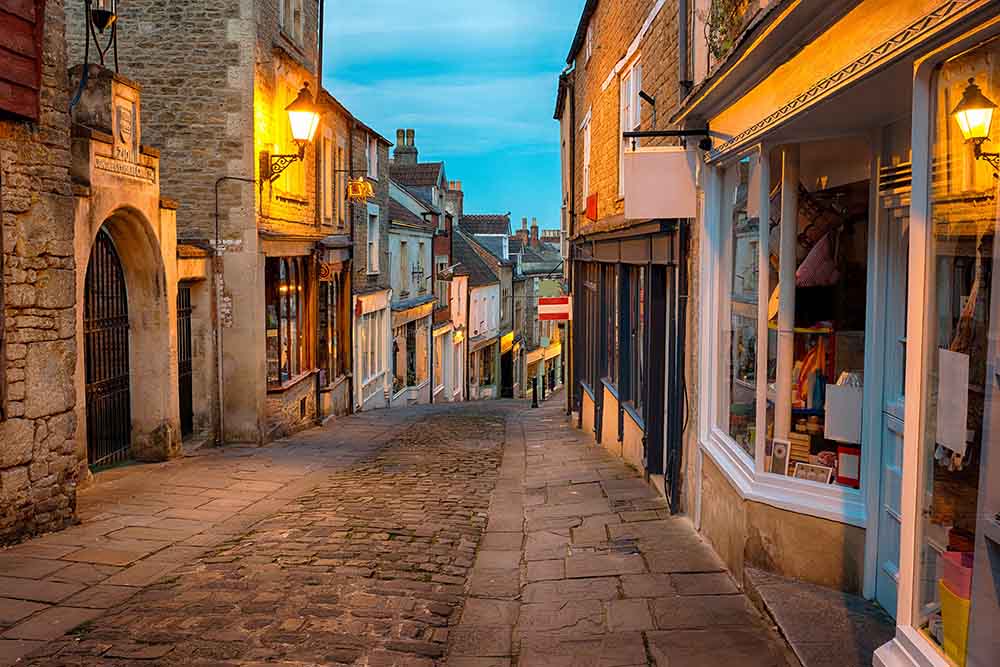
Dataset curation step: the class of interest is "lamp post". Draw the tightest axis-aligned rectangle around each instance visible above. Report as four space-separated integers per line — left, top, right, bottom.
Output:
953 77 999 172
259 82 322 185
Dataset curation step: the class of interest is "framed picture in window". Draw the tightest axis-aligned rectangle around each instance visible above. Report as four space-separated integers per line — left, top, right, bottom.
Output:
792 462 833 484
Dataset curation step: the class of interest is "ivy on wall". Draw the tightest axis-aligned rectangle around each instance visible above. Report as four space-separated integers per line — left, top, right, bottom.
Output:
699 0 754 64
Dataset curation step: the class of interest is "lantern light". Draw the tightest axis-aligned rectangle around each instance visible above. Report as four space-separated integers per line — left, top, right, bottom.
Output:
953 77 1000 173
285 82 321 154
90 0 117 32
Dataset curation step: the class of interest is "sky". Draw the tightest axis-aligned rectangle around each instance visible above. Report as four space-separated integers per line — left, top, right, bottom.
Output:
322 0 586 231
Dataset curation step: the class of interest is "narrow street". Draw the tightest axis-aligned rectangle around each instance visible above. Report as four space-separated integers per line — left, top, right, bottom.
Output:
0 395 795 666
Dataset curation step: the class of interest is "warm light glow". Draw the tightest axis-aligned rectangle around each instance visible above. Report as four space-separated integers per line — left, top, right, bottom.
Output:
347 178 374 202
952 78 996 143
286 82 321 147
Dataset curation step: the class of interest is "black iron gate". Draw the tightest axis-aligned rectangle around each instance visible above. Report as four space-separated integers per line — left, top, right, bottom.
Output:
177 285 193 437
84 228 131 468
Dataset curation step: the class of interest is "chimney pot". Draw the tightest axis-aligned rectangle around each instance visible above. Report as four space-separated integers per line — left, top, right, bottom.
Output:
406 129 415 147
396 129 405 147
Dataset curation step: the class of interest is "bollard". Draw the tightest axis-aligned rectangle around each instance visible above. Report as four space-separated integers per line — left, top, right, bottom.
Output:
541 374 546 402
531 376 539 408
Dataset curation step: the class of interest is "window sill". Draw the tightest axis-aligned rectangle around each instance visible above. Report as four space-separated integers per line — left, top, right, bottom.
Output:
580 381 596 401
267 368 318 394
699 427 867 527
622 401 644 430
601 377 619 400
319 374 349 393
275 192 309 206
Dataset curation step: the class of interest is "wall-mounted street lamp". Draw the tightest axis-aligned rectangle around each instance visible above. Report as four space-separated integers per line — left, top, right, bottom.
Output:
260 82 322 184
953 77 999 172
85 0 118 69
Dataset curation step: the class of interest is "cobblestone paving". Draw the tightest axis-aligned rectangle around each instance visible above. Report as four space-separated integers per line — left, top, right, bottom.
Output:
5 404 511 666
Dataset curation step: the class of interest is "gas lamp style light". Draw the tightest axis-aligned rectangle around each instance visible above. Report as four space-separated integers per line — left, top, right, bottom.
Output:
953 77 999 172
82 0 119 70
90 0 117 32
261 82 322 184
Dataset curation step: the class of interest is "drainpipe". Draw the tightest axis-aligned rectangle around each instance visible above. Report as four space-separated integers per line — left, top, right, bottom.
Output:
564 65 576 416
679 0 691 97
667 221 690 513
213 176 255 446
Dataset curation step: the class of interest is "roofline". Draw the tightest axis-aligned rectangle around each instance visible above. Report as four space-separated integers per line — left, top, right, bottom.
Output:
318 88 392 146
554 70 573 120
566 0 599 65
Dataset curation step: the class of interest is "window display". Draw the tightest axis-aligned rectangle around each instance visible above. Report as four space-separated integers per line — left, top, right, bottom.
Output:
915 40 999 665
317 275 340 387
266 256 309 386
762 141 870 487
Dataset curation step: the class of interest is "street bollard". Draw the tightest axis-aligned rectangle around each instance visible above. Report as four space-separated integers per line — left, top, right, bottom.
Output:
541 374 546 402
531 377 539 408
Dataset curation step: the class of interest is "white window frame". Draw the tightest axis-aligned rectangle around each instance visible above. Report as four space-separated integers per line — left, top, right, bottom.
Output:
322 127 333 222
366 135 379 180
585 23 593 63
336 136 346 227
366 203 380 274
399 239 409 293
619 59 641 196
697 146 868 529
581 109 592 207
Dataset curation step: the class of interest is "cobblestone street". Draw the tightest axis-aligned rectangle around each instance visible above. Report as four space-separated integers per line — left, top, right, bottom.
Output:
1 396 794 666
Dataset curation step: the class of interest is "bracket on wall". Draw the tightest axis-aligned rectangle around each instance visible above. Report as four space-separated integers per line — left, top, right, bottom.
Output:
622 128 712 152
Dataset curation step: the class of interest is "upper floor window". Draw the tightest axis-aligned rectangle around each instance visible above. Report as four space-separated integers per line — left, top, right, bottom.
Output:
619 59 642 195
367 204 380 274
582 116 592 203
399 240 409 293
322 127 334 223
416 242 426 291
585 23 593 63
366 135 379 179
280 0 304 44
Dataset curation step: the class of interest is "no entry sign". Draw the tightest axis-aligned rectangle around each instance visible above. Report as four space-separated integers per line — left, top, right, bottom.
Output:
538 296 571 321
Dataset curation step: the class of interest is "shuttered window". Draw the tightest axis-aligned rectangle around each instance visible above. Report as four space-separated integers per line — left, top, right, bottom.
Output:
0 0 46 121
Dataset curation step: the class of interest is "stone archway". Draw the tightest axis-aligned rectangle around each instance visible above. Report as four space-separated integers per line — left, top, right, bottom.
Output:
79 207 181 464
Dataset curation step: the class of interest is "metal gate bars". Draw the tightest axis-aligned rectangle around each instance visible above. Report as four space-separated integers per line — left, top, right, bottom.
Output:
177 285 194 437
84 228 132 468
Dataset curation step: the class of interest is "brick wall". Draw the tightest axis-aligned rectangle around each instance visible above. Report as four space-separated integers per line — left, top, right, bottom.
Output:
571 0 681 238
1 0 79 544
351 134 391 295
66 0 253 244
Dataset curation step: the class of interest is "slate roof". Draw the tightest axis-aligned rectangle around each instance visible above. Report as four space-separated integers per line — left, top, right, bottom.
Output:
452 230 499 287
389 162 445 188
472 234 506 262
388 199 435 234
459 214 511 235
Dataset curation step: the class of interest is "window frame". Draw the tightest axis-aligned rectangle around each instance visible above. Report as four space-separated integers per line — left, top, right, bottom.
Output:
367 203 380 274
585 23 593 63
322 127 334 222
266 255 312 389
698 147 868 529
317 273 342 387
581 114 592 205
619 58 642 196
366 135 379 180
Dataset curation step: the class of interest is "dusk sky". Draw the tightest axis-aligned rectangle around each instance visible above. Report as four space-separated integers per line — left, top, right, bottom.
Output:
322 0 586 231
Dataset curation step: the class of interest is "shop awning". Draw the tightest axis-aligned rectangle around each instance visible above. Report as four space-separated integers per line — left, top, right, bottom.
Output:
544 342 562 361
469 335 497 354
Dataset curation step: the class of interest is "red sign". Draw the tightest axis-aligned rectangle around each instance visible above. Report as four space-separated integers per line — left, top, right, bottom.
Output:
538 296 571 321
585 193 598 221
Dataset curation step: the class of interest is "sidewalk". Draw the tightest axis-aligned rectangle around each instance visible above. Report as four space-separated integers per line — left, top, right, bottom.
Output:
449 391 797 666
0 410 414 666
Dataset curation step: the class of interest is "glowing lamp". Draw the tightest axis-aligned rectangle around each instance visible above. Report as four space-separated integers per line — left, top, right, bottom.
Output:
90 0 117 33
953 78 996 143
953 77 1000 172
285 82 321 155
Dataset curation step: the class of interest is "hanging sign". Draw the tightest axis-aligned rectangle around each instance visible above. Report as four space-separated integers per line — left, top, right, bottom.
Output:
347 177 374 202
538 296 571 321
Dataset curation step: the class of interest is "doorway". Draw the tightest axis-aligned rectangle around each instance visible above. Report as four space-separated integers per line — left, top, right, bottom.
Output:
84 228 131 468
177 284 194 438
500 349 514 398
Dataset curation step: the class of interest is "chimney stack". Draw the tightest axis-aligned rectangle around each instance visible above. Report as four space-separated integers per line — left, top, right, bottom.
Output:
393 128 418 166
530 217 539 248
443 178 464 218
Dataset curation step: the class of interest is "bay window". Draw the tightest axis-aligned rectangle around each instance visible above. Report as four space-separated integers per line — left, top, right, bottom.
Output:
266 256 310 387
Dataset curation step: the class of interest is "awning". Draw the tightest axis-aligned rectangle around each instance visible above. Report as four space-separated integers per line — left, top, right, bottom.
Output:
526 347 545 365
500 330 515 355
470 335 497 354
544 342 562 361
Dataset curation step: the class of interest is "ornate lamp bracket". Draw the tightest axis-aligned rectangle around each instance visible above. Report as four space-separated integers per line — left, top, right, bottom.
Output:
973 141 1000 175
260 146 306 183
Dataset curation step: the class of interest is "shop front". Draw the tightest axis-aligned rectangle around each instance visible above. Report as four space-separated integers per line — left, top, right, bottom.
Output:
390 298 434 407
354 289 391 412
680 2 999 664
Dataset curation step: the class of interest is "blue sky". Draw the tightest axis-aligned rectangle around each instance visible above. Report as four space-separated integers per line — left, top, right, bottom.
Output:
322 0 586 231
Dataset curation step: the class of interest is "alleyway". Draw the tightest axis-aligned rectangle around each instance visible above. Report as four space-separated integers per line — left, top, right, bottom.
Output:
1 397 793 666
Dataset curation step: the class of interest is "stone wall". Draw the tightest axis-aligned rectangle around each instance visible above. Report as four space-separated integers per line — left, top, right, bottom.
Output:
571 0 680 237
351 134 391 295
66 0 254 245
1 0 79 544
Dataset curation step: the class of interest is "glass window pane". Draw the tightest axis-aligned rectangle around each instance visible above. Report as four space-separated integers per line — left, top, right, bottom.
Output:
915 41 998 657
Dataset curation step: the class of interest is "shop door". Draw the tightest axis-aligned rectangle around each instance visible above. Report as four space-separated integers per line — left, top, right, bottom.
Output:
177 284 194 437
874 191 909 618
84 228 132 468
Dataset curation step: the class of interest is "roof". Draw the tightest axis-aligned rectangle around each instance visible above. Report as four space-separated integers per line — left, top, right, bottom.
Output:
554 69 573 120
566 0 598 64
389 162 445 188
459 214 510 235
509 238 524 254
392 179 441 214
388 199 435 233
473 234 507 262
452 231 500 287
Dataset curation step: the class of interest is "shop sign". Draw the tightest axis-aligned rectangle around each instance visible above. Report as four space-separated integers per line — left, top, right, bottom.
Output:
623 147 697 220
538 296 571 321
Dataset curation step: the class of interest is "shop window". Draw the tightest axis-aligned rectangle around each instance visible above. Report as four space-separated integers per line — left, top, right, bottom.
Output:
266 256 310 386
718 158 757 459
360 309 384 386
603 264 619 386
318 274 341 386
915 40 999 661
625 265 645 417
763 141 870 486
480 347 495 386
434 334 444 390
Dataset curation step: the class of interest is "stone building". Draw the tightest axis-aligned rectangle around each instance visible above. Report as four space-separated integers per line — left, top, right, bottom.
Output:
67 0 359 442
557 0 697 514
1 0 79 544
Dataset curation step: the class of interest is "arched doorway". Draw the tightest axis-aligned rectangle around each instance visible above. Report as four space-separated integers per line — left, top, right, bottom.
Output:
84 228 132 468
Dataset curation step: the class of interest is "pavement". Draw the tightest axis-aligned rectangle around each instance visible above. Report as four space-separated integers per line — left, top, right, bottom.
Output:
0 394 796 666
